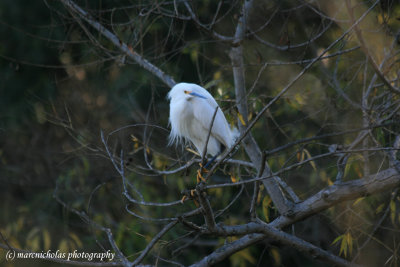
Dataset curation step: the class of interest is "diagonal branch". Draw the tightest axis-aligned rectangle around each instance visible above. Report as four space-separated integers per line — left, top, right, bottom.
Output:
193 221 357 267
271 167 400 228
201 106 219 165
132 221 178 266
60 0 176 88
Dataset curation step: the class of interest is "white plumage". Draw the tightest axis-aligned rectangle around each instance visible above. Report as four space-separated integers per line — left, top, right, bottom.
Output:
168 83 238 157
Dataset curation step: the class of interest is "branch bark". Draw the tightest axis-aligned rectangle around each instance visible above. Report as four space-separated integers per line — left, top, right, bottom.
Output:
229 0 292 215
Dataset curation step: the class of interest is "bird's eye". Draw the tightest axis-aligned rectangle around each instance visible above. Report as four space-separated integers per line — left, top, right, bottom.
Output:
184 90 188 94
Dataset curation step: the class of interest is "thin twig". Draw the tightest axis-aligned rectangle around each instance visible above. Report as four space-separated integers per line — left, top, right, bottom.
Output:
132 221 178 266
195 183 217 231
201 106 219 165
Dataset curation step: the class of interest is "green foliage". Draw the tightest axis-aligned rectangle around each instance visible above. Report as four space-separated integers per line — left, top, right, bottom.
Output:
332 231 354 258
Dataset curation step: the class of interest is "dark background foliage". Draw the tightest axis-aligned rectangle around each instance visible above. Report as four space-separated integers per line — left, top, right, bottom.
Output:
1 0 400 266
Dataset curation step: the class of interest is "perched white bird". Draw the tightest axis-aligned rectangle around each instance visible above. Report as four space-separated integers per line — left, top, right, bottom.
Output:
168 83 238 158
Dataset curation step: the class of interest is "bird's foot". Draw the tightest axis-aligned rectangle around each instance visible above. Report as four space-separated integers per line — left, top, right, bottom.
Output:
180 195 187 203
196 163 209 183
180 189 198 203
196 170 206 183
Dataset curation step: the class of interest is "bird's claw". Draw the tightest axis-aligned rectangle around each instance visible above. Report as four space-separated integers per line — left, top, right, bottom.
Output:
196 170 206 183
181 189 197 203
196 163 208 183
180 195 187 203
190 189 196 197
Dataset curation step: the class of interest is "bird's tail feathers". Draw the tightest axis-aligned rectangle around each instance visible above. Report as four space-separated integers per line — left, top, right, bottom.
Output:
168 129 188 148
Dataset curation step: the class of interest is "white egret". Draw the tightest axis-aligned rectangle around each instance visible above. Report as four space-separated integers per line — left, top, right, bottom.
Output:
168 83 238 167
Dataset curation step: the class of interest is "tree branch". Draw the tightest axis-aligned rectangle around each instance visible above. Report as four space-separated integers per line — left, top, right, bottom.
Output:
193 221 357 267
195 183 217 231
229 0 293 215
193 165 400 266
271 167 400 228
132 221 178 266
224 0 382 216
60 0 176 88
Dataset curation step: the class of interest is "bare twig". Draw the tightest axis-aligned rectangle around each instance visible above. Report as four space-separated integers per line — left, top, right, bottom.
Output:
101 130 185 207
132 221 178 266
195 183 217 231
201 106 219 165
183 1 234 42
253 20 333 51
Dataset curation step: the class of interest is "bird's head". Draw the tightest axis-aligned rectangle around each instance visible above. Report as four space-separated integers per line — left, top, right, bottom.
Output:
168 83 208 102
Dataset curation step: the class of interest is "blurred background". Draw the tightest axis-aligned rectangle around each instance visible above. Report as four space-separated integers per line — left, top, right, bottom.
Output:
1 0 400 266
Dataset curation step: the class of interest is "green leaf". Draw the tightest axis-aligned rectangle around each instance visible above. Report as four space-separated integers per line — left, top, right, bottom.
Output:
390 200 396 225
270 248 281 265
69 232 83 248
332 234 344 245
376 203 385 214
43 229 51 250
58 239 69 253
333 232 353 257
346 232 353 256
352 197 364 206
340 235 348 257
262 196 272 223
303 148 317 171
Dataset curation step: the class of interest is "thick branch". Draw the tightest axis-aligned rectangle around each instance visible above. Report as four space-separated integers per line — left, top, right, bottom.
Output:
270 167 400 228
193 166 400 266
229 0 292 215
194 221 356 267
